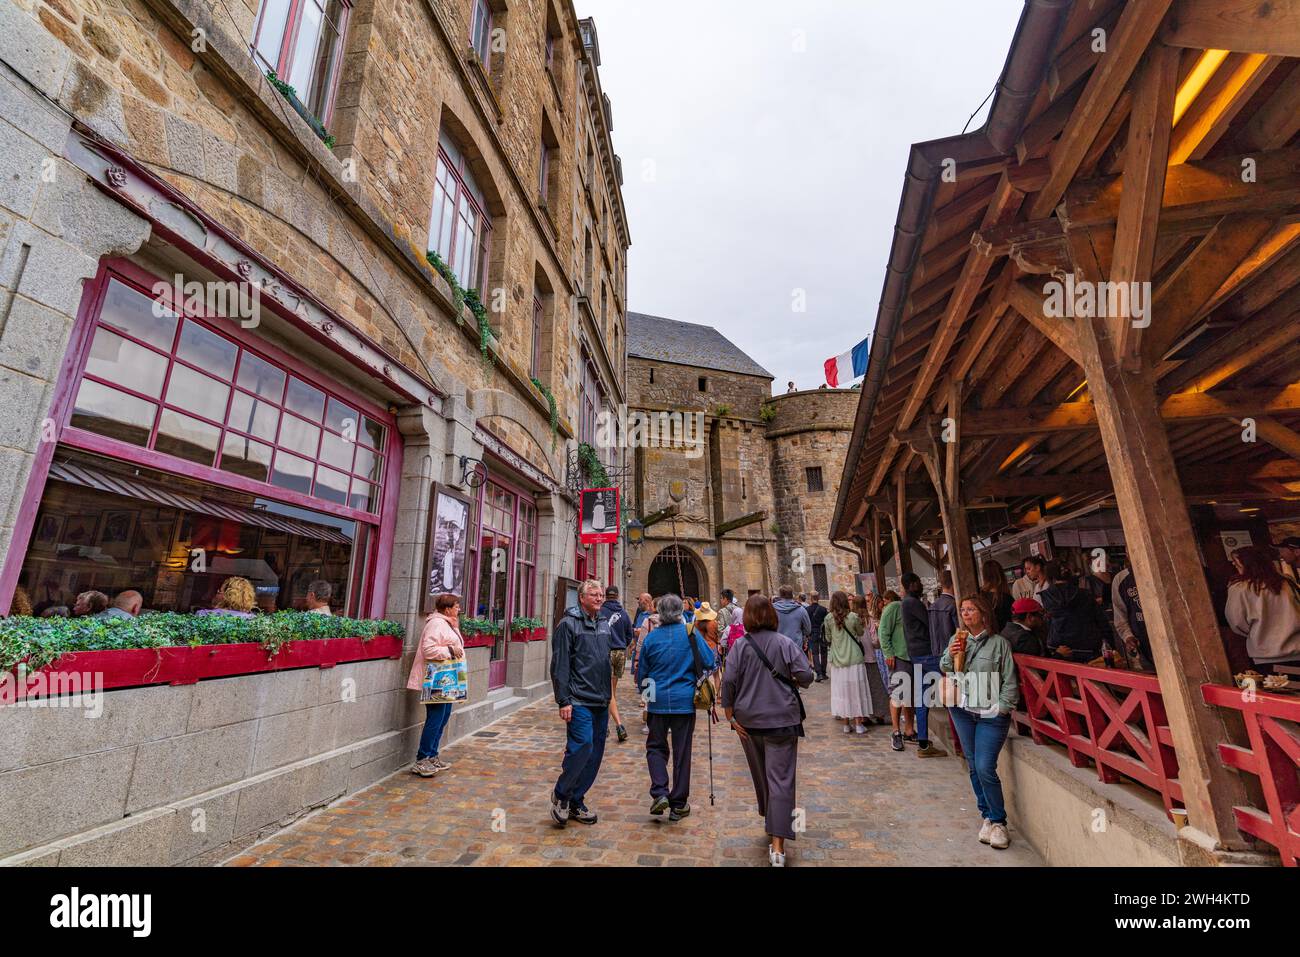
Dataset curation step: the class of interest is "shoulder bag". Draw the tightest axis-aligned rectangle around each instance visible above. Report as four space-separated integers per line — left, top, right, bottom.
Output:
744 634 806 722
688 630 717 711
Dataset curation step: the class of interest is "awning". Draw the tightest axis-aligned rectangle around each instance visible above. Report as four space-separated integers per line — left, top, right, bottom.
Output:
47 459 353 545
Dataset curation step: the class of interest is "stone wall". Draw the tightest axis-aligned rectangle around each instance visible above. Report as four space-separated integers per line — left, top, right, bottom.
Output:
766 389 860 596
0 0 625 863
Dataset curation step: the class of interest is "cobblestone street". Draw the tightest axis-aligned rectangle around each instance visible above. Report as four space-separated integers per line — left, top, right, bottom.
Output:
227 678 1043 867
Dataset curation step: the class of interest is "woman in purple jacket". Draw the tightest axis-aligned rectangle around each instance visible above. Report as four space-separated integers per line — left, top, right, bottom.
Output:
722 594 815 867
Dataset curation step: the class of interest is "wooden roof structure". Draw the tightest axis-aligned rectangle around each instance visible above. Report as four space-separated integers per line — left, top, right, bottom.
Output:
831 0 1300 857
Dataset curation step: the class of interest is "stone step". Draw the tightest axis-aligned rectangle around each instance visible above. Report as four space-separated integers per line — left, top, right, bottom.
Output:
491 695 527 713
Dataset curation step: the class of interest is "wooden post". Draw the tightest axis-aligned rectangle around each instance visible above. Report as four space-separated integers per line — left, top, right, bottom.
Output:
1073 316 1250 850
871 509 886 595
893 471 913 576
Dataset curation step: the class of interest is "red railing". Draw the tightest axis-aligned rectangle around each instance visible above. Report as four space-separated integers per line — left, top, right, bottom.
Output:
1202 683 1300 867
1013 655 1183 819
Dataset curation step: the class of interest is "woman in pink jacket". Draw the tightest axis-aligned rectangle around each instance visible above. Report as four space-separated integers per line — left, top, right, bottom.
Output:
407 593 466 777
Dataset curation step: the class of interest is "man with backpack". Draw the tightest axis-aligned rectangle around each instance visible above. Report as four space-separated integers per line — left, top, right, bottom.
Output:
600 586 635 743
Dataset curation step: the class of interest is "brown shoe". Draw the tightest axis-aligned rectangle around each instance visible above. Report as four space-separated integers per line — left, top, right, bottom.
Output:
917 743 947 758
413 758 439 777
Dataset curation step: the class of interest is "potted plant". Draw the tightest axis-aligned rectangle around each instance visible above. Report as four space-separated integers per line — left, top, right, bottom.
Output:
509 616 545 642
0 612 403 699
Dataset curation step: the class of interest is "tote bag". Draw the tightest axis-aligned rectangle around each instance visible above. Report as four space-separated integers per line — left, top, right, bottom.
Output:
421 657 468 704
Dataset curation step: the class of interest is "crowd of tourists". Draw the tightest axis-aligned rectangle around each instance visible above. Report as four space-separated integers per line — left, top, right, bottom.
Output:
7 577 337 620
399 535 1300 864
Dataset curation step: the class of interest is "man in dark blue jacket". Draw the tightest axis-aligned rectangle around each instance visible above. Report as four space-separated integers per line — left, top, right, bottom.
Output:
896 572 931 752
635 593 714 821
917 571 957 758
600 586 635 742
806 592 830 681
550 580 614 827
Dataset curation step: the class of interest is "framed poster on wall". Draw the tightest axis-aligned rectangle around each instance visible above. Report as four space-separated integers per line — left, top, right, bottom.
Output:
422 483 474 613
579 487 619 545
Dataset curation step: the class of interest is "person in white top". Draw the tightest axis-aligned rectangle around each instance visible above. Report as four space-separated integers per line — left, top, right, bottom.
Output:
305 580 334 615
1011 555 1050 601
1225 546 1300 673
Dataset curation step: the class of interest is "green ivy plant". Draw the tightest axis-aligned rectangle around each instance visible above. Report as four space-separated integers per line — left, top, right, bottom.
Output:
426 251 495 369
714 403 732 418
531 377 559 448
510 616 544 633
577 442 610 488
759 403 777 423
266 70 336 150
0 611 403 673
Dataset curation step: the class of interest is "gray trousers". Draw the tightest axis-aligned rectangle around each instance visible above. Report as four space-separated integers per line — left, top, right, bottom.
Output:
739 733 799 840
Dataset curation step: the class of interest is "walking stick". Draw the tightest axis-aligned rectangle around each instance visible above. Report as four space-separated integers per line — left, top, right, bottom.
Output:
707 705 715 806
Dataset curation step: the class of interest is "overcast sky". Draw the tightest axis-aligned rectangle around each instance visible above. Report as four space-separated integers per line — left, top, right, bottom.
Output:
581 0 1025 394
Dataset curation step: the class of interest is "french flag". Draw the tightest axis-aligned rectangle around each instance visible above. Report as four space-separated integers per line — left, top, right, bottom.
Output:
824 337 870 388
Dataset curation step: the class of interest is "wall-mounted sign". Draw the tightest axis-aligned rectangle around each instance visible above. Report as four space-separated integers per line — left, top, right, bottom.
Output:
1220 530 1252 561
580 487 620 545
422 483 473 612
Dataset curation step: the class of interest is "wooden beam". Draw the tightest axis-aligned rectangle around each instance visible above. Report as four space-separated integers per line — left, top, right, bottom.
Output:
1072 311 1249 849
1252 416 1300 463
956 383 1300 436
639 505 679 528
1163 282 1300 391
1144 214 1276 364
865 173 1026 497
1111 44 1180 370
1006 279 1083 364
1169 53 1280 163
1239 69 1300 150
1061 147 1300 230
715 510 766 537
892 469 912 576
1163 0 1300 56
1029 0 1176 219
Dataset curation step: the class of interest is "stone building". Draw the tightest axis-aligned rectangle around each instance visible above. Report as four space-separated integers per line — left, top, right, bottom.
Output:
0 0 627 863
623 312 857 604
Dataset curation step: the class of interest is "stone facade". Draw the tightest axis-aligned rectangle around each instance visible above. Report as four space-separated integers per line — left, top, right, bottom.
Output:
0 0 628 862
624 315 858 603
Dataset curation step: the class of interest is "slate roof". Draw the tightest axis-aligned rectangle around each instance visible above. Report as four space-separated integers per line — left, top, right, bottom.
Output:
626 312 773 379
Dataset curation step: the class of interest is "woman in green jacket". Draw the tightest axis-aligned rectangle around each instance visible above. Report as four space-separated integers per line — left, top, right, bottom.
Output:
824 591 874 734
940 593 1019 851
876 591 915 745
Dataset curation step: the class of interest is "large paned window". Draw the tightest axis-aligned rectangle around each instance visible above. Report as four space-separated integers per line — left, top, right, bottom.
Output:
471 476 538 685
579 352 604 448
24 263 398 619
68 276 388 519
429 132 491 291
252 0 350 124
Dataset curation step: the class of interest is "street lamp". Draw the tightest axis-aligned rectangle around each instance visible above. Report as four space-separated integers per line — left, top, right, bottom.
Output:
626 518 645 548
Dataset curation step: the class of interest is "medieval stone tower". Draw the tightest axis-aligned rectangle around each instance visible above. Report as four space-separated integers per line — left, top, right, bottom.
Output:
623 312 858 601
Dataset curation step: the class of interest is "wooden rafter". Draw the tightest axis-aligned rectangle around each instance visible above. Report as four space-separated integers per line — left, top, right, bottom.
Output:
1163 0 1300 56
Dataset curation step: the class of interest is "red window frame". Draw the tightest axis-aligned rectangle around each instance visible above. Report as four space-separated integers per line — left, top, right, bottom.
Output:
47 260 400 617
429 144 492 291
251 0 351 127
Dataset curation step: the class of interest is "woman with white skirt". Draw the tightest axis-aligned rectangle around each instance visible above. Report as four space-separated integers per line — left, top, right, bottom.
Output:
824 591 873 733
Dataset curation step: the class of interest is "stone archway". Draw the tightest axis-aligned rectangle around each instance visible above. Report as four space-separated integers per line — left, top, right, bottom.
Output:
648 544 709 601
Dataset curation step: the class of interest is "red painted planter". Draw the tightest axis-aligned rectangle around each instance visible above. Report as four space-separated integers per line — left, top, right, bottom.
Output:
509 627 547 643
8 634 403 700
462 634 498 649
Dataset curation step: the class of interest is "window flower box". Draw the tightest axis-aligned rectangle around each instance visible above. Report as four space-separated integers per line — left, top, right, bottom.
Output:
0 612 403 701
459 617 500 649
509 618 546 643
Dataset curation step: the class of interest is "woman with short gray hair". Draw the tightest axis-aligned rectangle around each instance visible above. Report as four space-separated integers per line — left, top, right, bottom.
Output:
634 592 713 821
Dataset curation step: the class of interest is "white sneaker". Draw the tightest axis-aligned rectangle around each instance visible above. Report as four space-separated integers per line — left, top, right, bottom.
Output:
854 723 868 734
988 823 1010 850
842 724 853 734
978 818 993 844
768 844 785 867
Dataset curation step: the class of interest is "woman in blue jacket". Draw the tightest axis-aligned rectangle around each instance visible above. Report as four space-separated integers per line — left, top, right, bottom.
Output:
634 593 715 821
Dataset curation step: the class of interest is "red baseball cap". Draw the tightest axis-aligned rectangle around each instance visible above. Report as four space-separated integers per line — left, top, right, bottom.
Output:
1012 598 1044 615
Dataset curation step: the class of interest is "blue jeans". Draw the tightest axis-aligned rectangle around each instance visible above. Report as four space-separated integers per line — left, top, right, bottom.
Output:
418 703 453 760
948 708 1012 825
554 704 609 809
912 655 941 742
